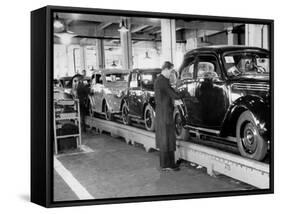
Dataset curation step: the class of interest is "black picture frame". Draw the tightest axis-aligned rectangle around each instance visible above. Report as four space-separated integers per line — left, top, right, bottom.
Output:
31 5 274 208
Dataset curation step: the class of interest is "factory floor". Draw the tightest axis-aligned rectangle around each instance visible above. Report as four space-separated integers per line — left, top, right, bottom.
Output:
53 130 253 202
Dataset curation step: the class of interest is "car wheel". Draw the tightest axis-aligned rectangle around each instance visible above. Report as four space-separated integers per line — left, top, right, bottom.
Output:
104 103 113 121
144 104 155 131
236 110 267 161
121 102 131 125
173 108 190 140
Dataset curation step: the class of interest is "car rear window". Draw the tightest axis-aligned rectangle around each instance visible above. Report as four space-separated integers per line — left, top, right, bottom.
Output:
105 73 129 82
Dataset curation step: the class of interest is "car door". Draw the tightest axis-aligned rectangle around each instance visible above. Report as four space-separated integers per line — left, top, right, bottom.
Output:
127 72 142 117
177 55 198 125
194 54 229 128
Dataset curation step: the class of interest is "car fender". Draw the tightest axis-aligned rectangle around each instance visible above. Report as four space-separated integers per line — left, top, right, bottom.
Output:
220 95 269 140
103 94 117 112
148 97 156 109
120 91 129 111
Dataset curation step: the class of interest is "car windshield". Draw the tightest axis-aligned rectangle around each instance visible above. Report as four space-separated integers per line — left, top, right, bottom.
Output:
62 79 71 88
141 73 159 90
105 73 129 82
223 51 269 79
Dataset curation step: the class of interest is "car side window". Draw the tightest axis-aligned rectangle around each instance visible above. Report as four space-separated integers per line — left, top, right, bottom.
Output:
141 73 155 90
181 64 194 80
179 56 195 80
196 55 221 79
130 72 139 88
95 74 103 84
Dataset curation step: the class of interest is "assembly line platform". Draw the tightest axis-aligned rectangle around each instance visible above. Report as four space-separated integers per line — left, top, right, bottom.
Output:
54 129 254 201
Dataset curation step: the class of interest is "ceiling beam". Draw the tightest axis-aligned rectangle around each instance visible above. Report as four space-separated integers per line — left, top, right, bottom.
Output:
146 26 161 34
97 22 112 31
56 13 161 27
131 25 149 33
176 20 228 31
56 13 121 24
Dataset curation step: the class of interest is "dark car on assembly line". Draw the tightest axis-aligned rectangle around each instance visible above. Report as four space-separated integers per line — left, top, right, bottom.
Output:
174 45 271 161
121 68 161 131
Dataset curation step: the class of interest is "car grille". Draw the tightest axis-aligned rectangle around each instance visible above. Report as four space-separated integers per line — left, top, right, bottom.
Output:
232 83 269 92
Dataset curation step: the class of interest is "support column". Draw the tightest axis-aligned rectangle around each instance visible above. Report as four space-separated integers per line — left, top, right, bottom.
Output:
185 30 198 51
227 27 234 45
227 27 238 45
245 24 269 49
96 39 105 69
161 19 176 63
79 45 86 71
120 18 133 69
65 45 69 76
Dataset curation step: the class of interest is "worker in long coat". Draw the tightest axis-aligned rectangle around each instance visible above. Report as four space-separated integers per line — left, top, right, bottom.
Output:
154 61 183 171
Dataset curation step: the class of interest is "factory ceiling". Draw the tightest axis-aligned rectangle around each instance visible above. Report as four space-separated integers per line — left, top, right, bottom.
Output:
53 12 243 45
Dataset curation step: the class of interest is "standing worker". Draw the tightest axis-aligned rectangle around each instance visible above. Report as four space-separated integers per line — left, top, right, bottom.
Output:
70 74 90 132
77 77 91 132
154 61 183 171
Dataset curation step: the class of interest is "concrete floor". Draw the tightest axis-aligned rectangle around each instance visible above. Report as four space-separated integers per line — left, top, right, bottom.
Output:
53 130 253 201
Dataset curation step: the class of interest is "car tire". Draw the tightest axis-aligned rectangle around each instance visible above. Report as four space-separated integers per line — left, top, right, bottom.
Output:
144 104 155 131
173 108 190 140
104 103 113 121
121 102 131 125
236 110 267 161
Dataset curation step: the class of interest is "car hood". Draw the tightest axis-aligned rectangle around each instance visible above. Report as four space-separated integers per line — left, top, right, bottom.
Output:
230 75 269 83
105 81 128 89
229 78 269 102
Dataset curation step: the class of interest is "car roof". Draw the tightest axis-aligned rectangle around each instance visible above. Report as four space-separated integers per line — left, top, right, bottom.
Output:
59 76 72 81
132 68 161 74
93 69 130 75
185 45 269 56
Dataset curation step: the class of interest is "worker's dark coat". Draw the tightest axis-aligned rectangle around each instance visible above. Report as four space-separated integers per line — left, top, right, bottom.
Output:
154 74 181 152
77 82 90 113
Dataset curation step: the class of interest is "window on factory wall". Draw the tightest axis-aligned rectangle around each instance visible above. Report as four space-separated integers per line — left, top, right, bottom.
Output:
65 45 82 75
54 45 97 78
54 44 69 78
132 41 161 69
104 40 122 69
84 46 97 77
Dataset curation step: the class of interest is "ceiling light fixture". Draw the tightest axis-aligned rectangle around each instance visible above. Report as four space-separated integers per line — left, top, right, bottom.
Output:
53 14 65 30
111 61 117 67
144 51 151 59
54 15 77 45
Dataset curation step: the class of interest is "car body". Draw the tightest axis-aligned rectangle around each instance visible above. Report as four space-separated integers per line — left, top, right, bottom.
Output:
174 45 270 161
121 68 161 131
88 69 130 120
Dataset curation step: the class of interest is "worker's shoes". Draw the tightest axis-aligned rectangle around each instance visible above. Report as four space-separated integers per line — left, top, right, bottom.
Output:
161 166 180 171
